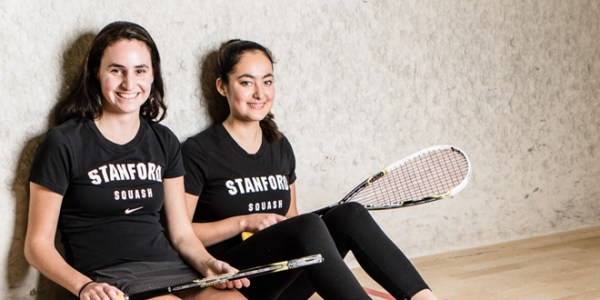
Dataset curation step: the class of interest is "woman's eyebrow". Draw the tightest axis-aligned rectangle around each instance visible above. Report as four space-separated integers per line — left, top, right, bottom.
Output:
106 63 150 69
236 73 274 79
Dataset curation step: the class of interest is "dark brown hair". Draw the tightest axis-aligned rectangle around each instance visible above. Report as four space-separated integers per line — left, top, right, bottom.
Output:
216 39 282 142
55 21 166 124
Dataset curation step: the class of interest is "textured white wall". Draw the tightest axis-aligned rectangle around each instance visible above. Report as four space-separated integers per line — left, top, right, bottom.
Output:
2 0 599 298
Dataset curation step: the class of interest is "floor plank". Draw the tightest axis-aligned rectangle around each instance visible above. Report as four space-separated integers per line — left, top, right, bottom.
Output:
309 226 600 299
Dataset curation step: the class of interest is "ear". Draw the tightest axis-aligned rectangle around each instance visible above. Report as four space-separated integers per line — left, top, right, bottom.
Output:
215 78 227 97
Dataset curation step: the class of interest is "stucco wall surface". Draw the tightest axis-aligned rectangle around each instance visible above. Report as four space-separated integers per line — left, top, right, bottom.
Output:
1 0 599 298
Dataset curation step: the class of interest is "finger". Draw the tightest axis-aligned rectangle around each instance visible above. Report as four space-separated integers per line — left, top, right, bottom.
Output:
241 277 250 287
229 280 240 290
86 283 121 300
211 259 232 273
224 281 237 289
258 218 277 230
96 284 113 300
219 262 239 274
232 278 250 289
106 287 124 300
213 282 229 290
223 278 246 289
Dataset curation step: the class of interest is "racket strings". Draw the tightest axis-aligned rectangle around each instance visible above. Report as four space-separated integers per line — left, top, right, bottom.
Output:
352 149 469 208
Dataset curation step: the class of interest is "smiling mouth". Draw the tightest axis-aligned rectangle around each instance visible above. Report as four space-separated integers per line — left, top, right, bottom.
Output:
249 102 265 109
117 92 139 99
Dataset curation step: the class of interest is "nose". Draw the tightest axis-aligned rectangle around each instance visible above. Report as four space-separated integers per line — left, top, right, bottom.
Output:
253 84 265 100
121 72 135 90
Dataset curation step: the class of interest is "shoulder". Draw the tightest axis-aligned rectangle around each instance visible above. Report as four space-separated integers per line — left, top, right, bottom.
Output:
145 120 181 146
52 118 87 133
279 134 293 147
273 133 294 153
147 120 178 138
181 125 219 152
43 118 88 146
263 133 295 165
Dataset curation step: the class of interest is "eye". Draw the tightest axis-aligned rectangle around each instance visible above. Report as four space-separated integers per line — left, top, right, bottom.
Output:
240 81 252 86
136 69 147 75
110 68 123 74
264 80 273 86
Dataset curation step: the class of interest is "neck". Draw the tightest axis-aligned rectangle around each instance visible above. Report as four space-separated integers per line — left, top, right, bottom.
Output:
95 114 141 145
223 118 262 154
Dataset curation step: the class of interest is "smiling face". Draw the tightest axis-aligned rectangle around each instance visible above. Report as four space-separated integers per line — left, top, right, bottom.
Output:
96 39 154 118
217 50 275 124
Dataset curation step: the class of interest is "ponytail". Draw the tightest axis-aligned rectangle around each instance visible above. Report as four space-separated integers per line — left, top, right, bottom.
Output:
260 112 282 142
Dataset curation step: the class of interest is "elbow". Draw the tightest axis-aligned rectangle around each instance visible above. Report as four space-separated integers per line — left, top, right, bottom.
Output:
168 230 190 252
23 235 45 269
23 238 36 267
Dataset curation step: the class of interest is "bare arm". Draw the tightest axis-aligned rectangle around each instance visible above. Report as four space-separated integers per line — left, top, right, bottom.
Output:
163 177 249 288
185 192 248 246
185 190 289 246
286 183 298 217
185 183 296 245
24 182 122 299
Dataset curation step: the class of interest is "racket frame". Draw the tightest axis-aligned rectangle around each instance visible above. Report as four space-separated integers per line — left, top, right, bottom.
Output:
313 145 472 215
122 254 324 300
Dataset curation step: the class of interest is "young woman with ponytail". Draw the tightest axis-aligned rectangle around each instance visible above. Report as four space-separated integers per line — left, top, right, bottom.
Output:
182 40 439 300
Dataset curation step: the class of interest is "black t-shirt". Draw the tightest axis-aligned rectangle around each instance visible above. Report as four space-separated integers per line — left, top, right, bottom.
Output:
29 118 184 275
182 123 296 254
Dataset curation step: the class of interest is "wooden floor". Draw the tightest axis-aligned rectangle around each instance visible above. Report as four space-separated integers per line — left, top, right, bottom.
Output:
310 226 600 300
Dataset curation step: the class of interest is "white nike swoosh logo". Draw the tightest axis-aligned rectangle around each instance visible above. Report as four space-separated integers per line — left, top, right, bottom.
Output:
124 206 144 214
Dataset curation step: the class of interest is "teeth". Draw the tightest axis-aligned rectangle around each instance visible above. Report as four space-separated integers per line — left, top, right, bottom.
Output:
118 93 137 99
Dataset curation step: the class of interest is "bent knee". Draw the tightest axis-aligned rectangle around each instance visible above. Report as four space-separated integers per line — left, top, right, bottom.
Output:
328 202 368 218
323 202 375 229
289 213 326 231
285 213 330 239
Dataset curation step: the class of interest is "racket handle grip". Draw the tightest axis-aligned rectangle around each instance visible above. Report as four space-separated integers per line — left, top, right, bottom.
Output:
241 231 254 240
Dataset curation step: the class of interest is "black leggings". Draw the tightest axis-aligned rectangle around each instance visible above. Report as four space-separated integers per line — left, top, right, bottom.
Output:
214 203 429 300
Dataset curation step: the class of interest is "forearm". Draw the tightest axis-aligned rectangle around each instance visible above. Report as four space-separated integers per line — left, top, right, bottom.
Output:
24 239 91 296
169 230 220 276
186 192 246 246
191 216 246 247
25 183 94 296
165 177 227 275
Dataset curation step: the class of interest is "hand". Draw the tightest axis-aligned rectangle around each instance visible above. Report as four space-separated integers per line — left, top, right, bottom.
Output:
79 281 123 300
241 213 286 233
202 259 250 290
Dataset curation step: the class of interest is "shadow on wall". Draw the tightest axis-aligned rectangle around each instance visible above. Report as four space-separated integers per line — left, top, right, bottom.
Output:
6 32 96 300
198 44 228 125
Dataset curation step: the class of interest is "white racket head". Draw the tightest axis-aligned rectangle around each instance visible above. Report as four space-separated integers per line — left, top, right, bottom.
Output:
346 145 472 210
